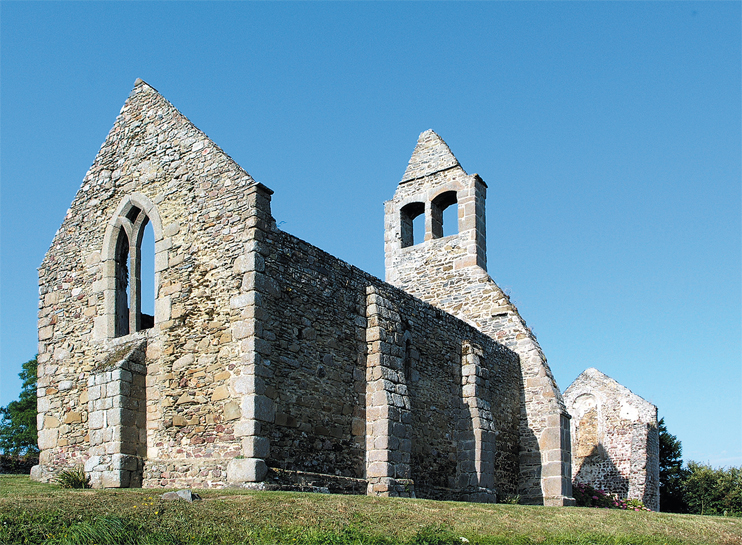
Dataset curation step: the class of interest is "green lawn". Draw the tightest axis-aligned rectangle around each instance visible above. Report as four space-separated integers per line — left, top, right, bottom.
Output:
0 475 739 545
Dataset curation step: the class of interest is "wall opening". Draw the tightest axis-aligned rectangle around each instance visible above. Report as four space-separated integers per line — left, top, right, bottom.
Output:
400 202 425 248
403 338 412 383
431 191 458 239
139 221 155 329
113 206 155 337
115 230 130 337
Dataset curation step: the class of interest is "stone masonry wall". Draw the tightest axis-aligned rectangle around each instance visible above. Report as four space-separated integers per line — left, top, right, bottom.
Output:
563 368 659 511
36 80 267 487
35 82 522 500
385 130 573 505
257 227 522 500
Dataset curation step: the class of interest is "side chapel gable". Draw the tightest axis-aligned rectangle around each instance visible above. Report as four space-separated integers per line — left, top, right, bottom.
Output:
564 368 660 511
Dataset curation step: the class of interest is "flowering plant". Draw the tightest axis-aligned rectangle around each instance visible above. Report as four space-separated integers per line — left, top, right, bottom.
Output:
573 482 651 511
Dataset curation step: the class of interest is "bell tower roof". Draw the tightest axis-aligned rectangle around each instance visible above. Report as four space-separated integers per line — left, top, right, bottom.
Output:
401 129 461 183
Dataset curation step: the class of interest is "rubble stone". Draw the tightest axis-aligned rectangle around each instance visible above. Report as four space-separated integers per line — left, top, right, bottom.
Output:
32 80 654 507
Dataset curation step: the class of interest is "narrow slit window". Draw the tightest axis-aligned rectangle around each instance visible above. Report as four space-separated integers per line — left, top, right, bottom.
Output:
404 338 413 383
115 231 130 337
139 221 155 330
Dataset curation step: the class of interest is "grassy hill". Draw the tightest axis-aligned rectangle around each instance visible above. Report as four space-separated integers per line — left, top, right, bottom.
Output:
0 475 739 545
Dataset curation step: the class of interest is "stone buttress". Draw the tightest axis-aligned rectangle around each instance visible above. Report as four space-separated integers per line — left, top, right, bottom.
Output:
384 130 574 506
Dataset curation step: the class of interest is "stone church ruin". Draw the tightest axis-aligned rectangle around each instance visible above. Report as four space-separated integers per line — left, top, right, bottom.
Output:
33 79 659 508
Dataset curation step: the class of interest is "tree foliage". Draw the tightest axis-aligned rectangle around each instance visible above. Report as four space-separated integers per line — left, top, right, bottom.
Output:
659 417 688 513
659 417 742 516
684 462 742 516
0 357 38 455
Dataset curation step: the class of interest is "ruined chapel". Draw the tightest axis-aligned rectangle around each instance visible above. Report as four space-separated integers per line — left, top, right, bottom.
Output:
33 79 659 509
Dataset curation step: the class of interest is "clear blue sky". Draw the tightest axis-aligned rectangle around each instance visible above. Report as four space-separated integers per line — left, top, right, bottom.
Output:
1 2 740 468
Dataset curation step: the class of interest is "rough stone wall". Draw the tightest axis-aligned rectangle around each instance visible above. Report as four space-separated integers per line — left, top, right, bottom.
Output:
256 227 521 500
37 82 654 506
34 82 522 500
384 130 573 506
563 368 659 511
35 79 266 487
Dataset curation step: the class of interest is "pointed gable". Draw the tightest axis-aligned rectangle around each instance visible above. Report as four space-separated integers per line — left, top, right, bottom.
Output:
40 78 258 270
103 79 254 187
565 368 655 412
401 129 461 183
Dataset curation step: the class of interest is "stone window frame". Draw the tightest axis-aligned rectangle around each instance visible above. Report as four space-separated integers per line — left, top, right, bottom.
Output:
430 190 458 239
397 184 464 249
400 201 425 248
100 193 166 340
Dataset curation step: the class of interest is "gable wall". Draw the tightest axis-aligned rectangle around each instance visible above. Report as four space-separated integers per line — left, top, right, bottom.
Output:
564 370 660 510
35 81 263 486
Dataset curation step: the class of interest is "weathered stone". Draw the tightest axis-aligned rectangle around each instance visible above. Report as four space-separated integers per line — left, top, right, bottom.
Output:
564 368 659 511
211 386 229 402
223 401 241 421
161 489 201 502
32 82 650 508
227 458 267 483
64 411 82 424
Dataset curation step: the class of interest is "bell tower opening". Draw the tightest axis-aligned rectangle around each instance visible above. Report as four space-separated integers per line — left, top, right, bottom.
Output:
400 202 425 248
431 191 458 239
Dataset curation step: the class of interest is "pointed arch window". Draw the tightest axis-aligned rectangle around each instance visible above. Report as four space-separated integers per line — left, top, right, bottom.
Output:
113 206 154 336
101 194 164 340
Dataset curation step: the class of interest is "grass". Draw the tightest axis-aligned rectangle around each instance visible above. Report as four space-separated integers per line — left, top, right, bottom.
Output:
0 475 740 545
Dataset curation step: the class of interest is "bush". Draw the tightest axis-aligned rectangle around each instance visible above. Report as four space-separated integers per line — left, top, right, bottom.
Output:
684 462 742 516
573 483 614 508
54 467 91 489
573 482 651 511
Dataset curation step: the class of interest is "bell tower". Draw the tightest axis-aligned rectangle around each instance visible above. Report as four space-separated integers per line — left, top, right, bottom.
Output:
384 130 488 287
384 130 575 507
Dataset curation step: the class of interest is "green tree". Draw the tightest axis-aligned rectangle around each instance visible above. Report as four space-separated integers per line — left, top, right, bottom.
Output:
0 357 38 455
659 417 688 513
684 462 742 516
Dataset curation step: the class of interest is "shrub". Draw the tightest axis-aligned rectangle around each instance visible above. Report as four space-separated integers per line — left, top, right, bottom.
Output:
54 467 91 489
684 462 742 516
573 483 613 508
573 482 651 511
